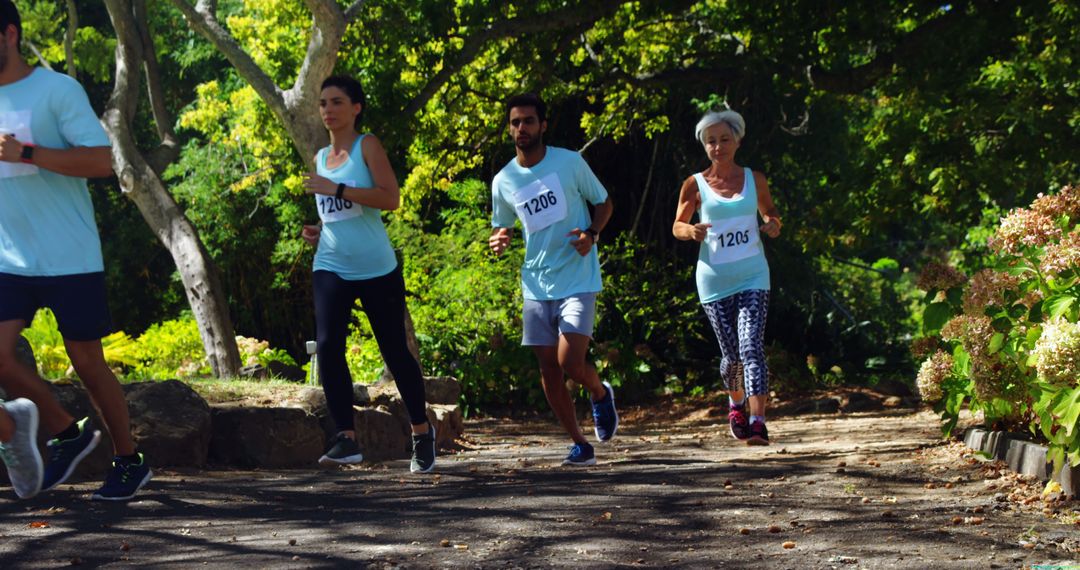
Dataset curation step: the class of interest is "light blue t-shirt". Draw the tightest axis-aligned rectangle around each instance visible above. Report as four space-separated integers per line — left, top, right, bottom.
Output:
695 167 770 303
0 68 111 276
491 146 609 300
312 134 398 280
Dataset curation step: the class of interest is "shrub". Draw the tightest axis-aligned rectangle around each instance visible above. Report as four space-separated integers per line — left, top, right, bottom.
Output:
913 185 1080 469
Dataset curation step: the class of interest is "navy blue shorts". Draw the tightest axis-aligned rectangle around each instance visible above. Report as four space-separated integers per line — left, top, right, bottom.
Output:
0 272 113 341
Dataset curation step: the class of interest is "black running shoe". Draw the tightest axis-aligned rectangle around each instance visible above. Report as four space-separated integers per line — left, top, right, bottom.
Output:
319 433 363 467
410 425 436 474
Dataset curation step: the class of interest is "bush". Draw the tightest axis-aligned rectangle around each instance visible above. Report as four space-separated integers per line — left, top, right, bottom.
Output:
913 185 1080 469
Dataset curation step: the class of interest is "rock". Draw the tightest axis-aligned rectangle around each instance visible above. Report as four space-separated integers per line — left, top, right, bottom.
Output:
124 380 212 467
883 396 904 408
841 392 883 413
424 376 461 405
268 361 306 382
208 406 324 468
427 404 464 449
792 397 841 414
353 383 371 405
354 406 412 461
873 379 914 398
240 364 268 380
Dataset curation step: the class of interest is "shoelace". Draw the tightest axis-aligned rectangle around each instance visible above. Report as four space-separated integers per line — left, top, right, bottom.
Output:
728 409 747 424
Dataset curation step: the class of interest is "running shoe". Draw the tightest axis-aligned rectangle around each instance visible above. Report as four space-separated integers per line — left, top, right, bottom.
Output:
0 399 44 499
747 420 770 446
92 453 152 501
318 433 364 467
728 404 750 441
592 381 619 442
410 424 436 474
42 417 101 491
561 442 596 467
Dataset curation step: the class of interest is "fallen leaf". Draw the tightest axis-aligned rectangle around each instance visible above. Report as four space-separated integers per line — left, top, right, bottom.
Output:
28 521 50 528
782 541 796 549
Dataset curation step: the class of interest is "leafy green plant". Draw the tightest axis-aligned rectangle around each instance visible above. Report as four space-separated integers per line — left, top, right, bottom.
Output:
913 185 1080 469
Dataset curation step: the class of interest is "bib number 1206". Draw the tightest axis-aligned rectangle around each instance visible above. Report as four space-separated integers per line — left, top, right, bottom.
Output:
521 191 557 216
716 229 751 248
321 197 353 215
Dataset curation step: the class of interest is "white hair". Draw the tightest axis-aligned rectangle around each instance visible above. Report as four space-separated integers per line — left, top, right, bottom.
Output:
694 110 745 144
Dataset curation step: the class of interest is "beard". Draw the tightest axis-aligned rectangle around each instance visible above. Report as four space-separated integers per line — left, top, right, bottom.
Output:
515 134 541 152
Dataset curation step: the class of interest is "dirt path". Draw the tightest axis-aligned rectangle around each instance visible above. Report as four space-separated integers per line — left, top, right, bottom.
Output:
1 407 1077 568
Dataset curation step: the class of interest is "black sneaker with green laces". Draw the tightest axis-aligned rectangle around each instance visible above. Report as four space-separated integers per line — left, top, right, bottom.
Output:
319 433 363 467
410 425 436 474
92 453 152 501
42 417 101 491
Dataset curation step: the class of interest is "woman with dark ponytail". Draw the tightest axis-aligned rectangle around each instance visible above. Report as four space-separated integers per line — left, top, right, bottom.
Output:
301 75 435 473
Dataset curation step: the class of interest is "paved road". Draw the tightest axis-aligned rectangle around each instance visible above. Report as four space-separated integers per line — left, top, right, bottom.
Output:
1 407 1077 568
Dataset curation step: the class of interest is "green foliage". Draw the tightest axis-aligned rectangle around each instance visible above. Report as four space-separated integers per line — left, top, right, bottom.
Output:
913 186 1080 469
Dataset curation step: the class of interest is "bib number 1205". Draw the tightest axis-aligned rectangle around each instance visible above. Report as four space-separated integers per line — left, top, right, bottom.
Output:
716 229 751 248
521 191 558 216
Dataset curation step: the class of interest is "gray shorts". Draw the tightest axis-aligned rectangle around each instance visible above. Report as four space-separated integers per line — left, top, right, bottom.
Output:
522 293 598 346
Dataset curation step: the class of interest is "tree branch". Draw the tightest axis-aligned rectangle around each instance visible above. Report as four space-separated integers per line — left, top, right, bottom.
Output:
133 0 180 173
344 0 367 23
64 0 77 79
403 0 693 117
808 3 974 94
166 0 288 121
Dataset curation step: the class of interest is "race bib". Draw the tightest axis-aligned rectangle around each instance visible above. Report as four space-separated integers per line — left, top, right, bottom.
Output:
706 215 761 264
513 173 567 234
0 110 39 179
315 179 362 223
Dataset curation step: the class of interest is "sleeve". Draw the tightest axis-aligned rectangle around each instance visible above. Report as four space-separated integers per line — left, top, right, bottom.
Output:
574 153 609 205
54 77 110 148
491 175 518 228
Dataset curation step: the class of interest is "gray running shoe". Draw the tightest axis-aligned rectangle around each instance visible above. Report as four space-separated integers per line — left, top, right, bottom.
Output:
0 399 44 499
410 425 436 474
319 433 363 467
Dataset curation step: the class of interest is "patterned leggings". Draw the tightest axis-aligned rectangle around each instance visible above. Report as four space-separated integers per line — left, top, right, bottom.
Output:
702 289 770 397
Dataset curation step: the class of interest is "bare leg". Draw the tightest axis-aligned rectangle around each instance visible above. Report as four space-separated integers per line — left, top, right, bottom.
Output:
0 320 75 435
557 333 605 401
533 346 588 445
64 339 135 456
0 407 12 442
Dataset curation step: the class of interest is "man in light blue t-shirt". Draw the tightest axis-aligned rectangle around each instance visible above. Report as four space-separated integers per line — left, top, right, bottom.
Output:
489 93 619 466
0 0 149 501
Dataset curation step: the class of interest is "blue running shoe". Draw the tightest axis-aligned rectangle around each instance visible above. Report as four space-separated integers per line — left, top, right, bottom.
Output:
0 398 44 499
561 442 596 467
92 453 152 501
42 417 101 491
592 381 619 442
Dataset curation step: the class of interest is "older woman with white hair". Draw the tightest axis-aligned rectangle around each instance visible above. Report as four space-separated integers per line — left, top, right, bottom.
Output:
673 109 781 445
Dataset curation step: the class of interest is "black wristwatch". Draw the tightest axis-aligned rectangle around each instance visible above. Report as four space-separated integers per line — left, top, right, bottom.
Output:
20 143 34 164
584 228 599 243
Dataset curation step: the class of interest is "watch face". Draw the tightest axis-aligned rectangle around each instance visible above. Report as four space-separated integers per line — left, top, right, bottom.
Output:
20 144 33 161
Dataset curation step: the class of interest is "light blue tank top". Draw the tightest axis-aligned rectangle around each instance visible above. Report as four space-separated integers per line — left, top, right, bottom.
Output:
694 167 770 303
312 134 398 280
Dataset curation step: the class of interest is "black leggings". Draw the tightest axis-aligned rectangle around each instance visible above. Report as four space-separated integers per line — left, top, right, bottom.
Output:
313 266 427 431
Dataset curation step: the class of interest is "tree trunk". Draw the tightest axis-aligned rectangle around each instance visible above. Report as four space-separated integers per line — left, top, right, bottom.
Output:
104 0 241 377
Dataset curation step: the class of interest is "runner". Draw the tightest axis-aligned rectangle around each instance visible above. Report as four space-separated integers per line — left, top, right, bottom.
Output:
301 75 435 474
488 93 618 466
0 0 150 499
0 398 42 498
673 109 781 445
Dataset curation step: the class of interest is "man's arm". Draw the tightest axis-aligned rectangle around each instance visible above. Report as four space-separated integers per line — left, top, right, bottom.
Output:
0 136 113 179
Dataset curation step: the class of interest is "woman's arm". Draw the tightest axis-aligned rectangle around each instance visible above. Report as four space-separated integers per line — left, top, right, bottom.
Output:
672 176 709 241
754 171 781 238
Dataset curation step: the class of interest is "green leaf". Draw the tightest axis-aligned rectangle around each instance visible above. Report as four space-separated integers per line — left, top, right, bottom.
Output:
988 332 1005 354
922 302 952 334
1044 295 1077 320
